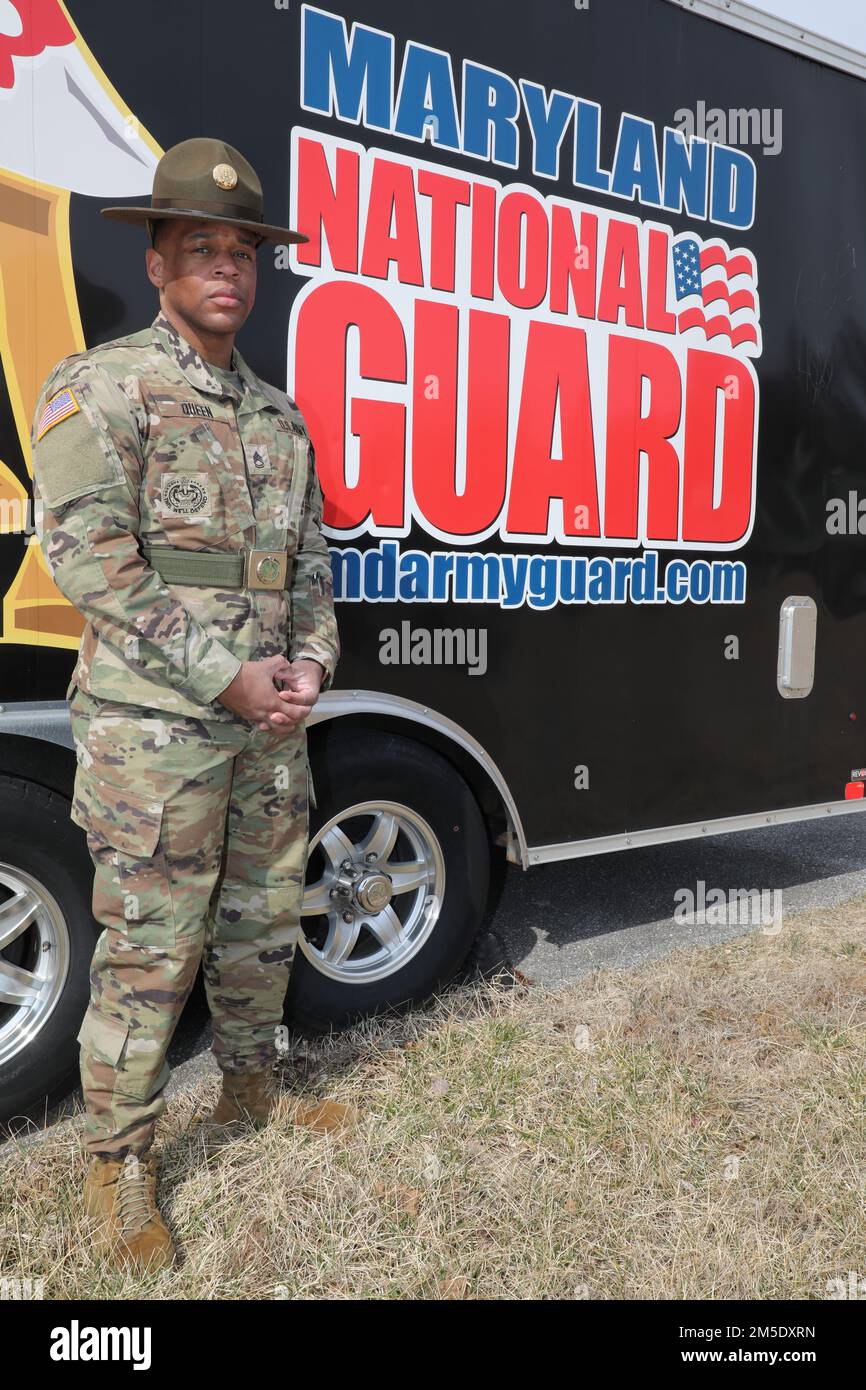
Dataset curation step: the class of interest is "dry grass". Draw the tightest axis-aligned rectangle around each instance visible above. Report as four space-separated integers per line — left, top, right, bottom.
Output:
1 897 864 1299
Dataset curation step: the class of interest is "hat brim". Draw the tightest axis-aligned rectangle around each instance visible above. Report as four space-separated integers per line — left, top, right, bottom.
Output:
99 205 309 245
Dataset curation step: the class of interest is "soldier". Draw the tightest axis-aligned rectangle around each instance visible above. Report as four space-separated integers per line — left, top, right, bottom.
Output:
31 137 355 1274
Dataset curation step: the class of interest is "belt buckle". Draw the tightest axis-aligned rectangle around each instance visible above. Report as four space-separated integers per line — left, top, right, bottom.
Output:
241 547 288 590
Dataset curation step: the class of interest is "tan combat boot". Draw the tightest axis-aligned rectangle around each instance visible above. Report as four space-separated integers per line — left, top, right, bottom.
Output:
200 1067 359 1134
83 1151 175 1272
287 1095 360 1133
199 1067 275 1130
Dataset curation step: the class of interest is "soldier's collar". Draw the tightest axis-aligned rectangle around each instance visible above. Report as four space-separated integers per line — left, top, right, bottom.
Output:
227 341 273 416
150 311 270 413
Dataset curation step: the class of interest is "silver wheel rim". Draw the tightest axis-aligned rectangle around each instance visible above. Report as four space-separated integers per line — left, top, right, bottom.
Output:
300 800 445 983
0 864 70 1067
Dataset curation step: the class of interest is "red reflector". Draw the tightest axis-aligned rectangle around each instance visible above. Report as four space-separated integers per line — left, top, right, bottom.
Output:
845 781 864 799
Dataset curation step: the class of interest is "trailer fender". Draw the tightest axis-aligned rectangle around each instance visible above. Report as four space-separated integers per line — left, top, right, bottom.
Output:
307 688 529 868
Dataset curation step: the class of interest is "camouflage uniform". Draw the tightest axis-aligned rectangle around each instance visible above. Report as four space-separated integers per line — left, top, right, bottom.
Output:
31 309 339 1159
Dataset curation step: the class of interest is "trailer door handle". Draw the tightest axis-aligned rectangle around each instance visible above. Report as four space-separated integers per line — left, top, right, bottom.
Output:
777 595 817 698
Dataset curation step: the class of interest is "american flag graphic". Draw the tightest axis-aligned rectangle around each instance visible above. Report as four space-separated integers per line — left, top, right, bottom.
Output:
672 236 760 351
37 386 80 439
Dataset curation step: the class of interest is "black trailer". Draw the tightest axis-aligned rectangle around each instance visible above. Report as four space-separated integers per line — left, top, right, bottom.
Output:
2 0 866 1121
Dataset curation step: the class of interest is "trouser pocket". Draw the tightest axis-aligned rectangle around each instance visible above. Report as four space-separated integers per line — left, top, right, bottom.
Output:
71 762 176 948
77 1008 171 1103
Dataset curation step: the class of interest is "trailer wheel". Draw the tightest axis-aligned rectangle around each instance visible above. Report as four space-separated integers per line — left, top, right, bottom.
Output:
0 775 95 1128
286 726 490 1032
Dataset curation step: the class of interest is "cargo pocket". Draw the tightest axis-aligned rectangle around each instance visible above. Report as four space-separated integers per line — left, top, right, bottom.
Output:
77 1010 171 1103
71 764 176 948
77 1009 128 1064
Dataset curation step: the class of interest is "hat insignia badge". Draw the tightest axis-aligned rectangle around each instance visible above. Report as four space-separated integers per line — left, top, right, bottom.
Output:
212 163 238 190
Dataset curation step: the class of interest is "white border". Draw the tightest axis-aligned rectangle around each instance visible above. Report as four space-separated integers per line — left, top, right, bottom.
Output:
663 0 866 81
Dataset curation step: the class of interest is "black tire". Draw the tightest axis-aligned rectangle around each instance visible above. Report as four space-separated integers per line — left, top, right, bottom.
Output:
286 726 491 1033
0 776 96 1128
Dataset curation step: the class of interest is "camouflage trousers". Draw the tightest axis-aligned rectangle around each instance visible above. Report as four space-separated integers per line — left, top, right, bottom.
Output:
68 684 311 1159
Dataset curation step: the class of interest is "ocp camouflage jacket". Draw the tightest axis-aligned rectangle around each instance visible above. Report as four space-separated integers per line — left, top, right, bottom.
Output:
30 309 339 719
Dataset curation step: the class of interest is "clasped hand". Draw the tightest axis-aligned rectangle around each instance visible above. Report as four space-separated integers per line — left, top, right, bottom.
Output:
216 654 323 731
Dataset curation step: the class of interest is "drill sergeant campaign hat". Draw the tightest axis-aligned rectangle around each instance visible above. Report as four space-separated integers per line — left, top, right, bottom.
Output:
100 136 309 246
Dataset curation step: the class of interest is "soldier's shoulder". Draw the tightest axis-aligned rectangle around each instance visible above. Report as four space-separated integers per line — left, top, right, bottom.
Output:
32 331 159 444
38 329 155 397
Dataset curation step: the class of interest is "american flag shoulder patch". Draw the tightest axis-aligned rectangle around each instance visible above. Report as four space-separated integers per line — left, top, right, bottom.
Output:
37 387 81 440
